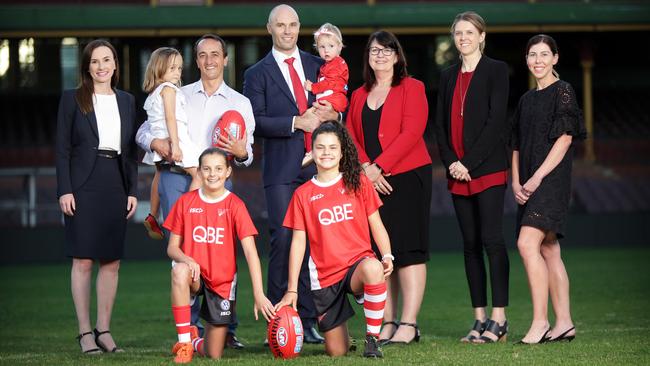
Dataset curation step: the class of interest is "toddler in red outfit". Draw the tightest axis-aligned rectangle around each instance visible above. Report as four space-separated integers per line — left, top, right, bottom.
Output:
303 23 349 167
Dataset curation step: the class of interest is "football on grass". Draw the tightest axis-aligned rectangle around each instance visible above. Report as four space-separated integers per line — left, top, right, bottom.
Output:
211 110 246 156
268 306 303 359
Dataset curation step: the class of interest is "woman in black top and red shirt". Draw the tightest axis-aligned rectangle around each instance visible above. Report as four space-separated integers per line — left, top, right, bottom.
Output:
434 11 510 343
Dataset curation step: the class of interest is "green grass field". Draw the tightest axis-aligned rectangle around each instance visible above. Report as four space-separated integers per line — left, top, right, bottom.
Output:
1 247 649 365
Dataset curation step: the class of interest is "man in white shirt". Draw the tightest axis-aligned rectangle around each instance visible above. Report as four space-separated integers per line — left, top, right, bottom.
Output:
136 34 253 349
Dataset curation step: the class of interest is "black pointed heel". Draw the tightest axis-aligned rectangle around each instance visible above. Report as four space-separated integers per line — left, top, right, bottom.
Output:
378 321 400 345
515 327 551 345
383 322 420 345
77 331 102 355
548 326 575 342
474 319 508 343
93 328 124 353
461 319 487 343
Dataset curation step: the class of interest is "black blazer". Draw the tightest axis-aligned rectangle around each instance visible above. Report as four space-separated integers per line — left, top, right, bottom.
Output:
56 89 138 198
434 56 510 179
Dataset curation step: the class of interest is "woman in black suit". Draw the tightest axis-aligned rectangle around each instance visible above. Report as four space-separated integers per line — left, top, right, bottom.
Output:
56 39 138 354
434 11 510 343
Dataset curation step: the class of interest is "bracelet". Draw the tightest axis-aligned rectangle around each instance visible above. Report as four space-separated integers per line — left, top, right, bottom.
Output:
381 253 395 262
286 290 297 294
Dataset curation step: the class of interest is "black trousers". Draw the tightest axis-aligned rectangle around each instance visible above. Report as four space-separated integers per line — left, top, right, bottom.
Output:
451 185 509 308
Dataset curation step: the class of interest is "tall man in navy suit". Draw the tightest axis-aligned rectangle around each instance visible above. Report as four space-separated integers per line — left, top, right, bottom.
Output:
243 4 340 344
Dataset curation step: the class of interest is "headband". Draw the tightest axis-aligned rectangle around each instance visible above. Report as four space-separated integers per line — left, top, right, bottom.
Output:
314 28 342 44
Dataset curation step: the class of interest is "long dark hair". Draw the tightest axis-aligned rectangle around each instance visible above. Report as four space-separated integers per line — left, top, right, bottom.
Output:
363 30 408 91
311 121 362 194
75 39 119 114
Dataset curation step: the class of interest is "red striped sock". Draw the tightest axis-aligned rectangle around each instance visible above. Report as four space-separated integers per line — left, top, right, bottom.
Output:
192 337 205 356
172 305 192 343
363 282 387 337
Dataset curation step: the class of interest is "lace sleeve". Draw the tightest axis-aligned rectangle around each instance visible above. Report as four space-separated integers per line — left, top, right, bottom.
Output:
549 82 587 141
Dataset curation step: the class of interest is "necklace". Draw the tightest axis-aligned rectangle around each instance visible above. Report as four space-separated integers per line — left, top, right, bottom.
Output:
459 70 470 117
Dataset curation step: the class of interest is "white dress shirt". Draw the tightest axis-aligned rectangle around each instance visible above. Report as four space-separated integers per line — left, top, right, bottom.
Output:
271 47 309 104
136 80 255 167
94 93 121 153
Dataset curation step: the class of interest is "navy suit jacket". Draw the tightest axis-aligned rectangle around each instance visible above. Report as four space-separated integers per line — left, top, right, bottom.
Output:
243 50 324 186
56 89 138 198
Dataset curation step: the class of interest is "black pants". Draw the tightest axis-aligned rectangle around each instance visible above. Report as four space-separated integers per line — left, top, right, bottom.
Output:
452 185 509 308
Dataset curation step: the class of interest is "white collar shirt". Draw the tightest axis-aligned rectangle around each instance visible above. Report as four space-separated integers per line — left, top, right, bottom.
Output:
180 80 255 167
271 47 309 103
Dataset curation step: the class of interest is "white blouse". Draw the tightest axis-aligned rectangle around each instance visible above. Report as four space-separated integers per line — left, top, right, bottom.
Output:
94 93 121 153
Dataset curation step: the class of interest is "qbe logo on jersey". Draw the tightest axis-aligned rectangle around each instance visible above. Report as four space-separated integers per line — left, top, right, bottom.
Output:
318 204 353 226
192 226 225 244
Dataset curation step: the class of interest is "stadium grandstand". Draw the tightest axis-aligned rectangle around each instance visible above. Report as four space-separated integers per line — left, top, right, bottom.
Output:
1 0 648 262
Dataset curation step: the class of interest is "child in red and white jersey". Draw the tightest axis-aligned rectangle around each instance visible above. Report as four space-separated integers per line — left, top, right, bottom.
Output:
276 121 393 358
164 148 274 363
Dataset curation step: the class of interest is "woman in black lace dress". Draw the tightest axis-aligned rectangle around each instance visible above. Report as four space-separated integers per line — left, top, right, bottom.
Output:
511 34 586 344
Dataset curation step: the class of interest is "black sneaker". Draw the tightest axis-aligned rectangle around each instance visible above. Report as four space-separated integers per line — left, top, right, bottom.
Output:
226 333 245 349
363 335 383 358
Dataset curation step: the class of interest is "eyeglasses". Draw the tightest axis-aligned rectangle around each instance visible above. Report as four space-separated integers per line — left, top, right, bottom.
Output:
369 47 395 56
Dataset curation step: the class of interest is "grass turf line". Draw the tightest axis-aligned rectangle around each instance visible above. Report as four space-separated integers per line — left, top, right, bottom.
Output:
0 247 648 365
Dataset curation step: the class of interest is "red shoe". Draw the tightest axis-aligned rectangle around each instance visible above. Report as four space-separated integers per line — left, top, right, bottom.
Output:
144 213 164 240
172 342 193 364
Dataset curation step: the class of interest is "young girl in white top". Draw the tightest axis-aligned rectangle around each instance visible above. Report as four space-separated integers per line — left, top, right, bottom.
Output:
142 47 201 239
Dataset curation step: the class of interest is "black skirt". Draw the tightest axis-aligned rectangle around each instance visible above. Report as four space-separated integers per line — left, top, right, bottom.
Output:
375 163 432 268
64 156 127 260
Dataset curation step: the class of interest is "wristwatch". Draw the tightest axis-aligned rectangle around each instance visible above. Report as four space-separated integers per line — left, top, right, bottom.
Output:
381 253 395 262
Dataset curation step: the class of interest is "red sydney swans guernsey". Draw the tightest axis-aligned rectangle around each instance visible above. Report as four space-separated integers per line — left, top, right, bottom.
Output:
283 174 382 289
164 189 258 299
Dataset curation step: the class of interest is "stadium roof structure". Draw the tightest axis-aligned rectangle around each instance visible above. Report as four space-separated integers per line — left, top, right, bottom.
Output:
1 1 649 37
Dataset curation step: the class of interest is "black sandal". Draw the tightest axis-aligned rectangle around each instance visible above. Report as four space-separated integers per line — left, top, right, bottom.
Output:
93 328 125 353
378 321 400 345
383 322 420 345
460 319 487 343
77 331 102 355
515 327 551 345
475 319 508 343
548 326 575 343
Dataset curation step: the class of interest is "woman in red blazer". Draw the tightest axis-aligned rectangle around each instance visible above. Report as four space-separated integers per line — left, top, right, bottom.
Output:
434 12 510 344
347 30 432 345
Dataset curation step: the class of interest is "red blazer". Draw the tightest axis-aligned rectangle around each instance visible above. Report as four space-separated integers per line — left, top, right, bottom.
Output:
346 77 431 175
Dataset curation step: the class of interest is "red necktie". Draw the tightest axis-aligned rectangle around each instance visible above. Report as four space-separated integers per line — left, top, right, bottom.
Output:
284 57 308 114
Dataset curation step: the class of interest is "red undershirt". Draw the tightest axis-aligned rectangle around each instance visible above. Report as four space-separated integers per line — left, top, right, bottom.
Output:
449 69 507 196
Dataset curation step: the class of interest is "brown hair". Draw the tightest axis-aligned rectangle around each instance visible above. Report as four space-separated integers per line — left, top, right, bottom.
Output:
526 34 560 78
142 47 182 93
363 30 408 91
311 121 362 194
75 39 119 114
193 34 228 58
451 11 487 53
198 147 231 168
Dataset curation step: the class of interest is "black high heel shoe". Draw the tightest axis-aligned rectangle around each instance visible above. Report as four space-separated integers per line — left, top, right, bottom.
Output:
77 331 101 355
460 319 487 343
94 328 125 353
383 322 420 345
474 319 508 343
378 321 400 346
515 327 551 345
548 326 575 343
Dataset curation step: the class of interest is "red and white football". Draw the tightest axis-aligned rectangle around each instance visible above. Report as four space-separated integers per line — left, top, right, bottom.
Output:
211 110 246 154
268 306 304 359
